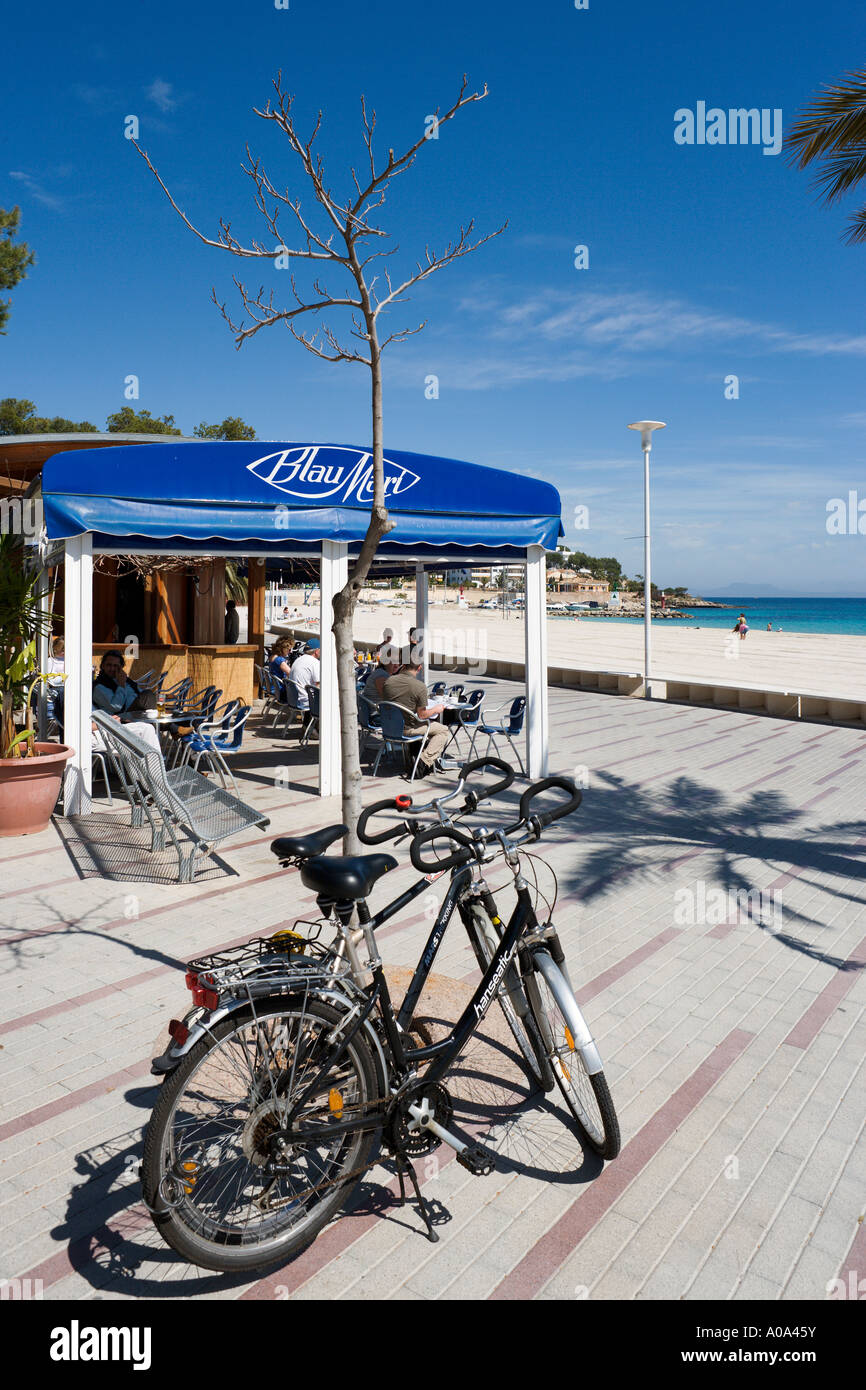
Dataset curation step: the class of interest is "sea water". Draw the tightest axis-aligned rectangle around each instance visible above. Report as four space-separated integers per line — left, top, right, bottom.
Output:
591 597 866 636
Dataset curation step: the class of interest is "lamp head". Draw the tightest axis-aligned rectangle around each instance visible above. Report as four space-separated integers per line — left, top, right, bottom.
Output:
628 420 667 451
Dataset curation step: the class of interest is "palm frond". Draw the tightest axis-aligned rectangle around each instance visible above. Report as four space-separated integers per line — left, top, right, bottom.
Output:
225 560 248 604
843 202 866 244
785 69 866 170
808 143 866 203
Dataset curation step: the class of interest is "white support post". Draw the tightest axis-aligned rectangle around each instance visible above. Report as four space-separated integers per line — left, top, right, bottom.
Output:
318 540 349 798
63 534 93 815
415 564 429 686
524 546 549 779
35 567 51 741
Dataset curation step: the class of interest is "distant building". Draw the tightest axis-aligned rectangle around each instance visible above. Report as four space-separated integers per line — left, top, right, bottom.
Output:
548 568 611 602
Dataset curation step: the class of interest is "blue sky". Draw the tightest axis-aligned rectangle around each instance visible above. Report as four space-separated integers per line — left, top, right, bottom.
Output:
4 0 866 594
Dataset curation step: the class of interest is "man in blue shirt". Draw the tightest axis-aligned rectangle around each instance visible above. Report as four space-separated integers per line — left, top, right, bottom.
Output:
90 651 163 756
92 651 144 714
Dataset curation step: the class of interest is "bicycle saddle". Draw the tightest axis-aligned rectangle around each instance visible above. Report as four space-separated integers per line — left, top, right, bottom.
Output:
300 853 398 901
270 824 348 862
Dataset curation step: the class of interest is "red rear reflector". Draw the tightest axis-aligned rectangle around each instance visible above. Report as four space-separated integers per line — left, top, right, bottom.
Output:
185 971 219 1011
168 1019 189 1045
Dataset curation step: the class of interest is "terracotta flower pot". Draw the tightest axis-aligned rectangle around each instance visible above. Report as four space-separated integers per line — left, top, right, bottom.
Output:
0 743 74 836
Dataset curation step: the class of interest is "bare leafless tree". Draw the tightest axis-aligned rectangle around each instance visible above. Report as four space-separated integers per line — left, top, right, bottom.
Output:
134 74 504 848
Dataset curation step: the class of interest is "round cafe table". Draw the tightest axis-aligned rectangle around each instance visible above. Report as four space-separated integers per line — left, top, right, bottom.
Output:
438 697 470 765
120 709 192 753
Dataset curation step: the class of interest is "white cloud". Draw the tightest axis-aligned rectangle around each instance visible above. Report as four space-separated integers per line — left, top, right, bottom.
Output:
8 170 63 209
146 79 178 113
431 285 866 388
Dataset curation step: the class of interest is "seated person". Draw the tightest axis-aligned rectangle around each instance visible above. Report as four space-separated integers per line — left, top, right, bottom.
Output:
47 635 65 683
92 715 161 757
269 637 295 681
29 635 66 723
92 651 149 715
363 643 401 706
53 679 161 760
381 659 449 776
288 639 321 711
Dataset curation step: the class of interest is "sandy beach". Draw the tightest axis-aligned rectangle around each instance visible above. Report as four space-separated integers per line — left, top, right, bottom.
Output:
279 592 866 702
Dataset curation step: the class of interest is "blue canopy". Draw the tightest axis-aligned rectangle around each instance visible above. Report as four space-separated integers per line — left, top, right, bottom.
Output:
42 441 562 554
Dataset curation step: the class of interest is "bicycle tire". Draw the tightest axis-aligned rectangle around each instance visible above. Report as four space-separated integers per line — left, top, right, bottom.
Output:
463 902 554 1091
142 997 381 1272
527 951 621 1159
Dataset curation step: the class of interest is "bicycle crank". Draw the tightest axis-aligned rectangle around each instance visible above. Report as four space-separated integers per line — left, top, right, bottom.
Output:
393 1082 499 1176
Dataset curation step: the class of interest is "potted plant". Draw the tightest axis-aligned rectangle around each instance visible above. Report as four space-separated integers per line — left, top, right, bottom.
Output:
0 534 73 836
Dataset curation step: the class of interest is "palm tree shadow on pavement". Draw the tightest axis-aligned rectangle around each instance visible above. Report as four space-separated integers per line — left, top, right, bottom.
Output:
556 771 866 966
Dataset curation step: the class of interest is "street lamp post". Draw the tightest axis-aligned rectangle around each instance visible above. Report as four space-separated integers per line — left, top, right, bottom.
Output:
627 420 666 699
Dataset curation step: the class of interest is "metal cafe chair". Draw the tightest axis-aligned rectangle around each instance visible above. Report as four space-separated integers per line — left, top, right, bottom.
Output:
89 730 115 806
174 698 240 771
372 701 430 780
357 691 383 762
260 665 285 726
165 687 222 764
469 695 527 774
182 702 251 790
159 675 193 706
276 678 306 737
446 687 485 761
300 685 320 746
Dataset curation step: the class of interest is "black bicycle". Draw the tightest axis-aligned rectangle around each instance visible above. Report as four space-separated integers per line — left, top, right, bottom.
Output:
141 762 620 1272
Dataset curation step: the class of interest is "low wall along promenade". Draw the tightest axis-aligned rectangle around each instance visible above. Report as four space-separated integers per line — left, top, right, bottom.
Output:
278 594 866 729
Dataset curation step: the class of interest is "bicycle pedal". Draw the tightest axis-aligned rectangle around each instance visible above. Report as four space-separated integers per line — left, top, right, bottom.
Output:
456 1143 497 1177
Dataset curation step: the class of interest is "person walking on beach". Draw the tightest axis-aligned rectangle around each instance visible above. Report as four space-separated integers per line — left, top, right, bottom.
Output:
737 613 749 641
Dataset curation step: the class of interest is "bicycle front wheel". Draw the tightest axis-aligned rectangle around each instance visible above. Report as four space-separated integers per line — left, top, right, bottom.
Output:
142 997 381 1272
528 951 620 1160
463 902 553 1090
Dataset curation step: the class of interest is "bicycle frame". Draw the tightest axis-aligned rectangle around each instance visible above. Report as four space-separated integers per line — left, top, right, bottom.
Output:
276 881 536 1149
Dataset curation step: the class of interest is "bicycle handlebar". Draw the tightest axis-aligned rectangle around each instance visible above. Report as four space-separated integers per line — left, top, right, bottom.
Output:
409 824 476 873
356 795 414 844
408 775 581 871
516 776 582 829
356 757 515 844
457 756 514 811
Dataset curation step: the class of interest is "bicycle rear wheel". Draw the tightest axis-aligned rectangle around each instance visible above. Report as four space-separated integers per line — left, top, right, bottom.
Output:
463 901 553 1090
527 951 620 1160
142 998 381 1272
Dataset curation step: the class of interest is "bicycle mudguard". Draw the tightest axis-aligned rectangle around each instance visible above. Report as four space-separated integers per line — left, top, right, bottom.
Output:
531 950 604 1076
151 987 390 1094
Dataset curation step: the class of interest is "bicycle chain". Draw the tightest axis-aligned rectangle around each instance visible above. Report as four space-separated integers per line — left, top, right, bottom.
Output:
249 1082 438 1210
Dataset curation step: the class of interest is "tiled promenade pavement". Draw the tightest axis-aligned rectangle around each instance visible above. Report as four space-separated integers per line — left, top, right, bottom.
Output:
1 679 864 1302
